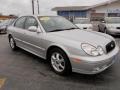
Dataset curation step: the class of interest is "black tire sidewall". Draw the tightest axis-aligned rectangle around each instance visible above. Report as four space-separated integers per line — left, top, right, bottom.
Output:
98 25 101 32
104 28 107 33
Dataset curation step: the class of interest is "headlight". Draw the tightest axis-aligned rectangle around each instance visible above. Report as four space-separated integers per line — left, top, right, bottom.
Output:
81 43 104 56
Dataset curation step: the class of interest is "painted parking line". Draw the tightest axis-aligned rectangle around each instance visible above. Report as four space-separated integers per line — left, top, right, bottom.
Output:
0 78 6 89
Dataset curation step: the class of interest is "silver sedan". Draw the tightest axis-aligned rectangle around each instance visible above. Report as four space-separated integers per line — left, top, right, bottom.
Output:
7 15 119 75
98 17 120 35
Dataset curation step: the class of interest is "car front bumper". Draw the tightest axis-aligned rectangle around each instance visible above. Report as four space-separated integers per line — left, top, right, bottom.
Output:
69 45 119 74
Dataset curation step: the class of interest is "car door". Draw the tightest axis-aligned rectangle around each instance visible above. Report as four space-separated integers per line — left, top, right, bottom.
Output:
12 16 27 48
23 16 45 58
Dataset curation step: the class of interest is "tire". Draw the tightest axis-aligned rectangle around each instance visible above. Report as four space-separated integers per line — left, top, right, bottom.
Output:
48 48 72 76
98 25 101 32
104 28 107 34
98 26 104 33
9 36 17 50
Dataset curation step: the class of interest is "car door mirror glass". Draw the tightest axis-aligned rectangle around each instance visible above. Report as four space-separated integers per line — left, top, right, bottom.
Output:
28 26 37 32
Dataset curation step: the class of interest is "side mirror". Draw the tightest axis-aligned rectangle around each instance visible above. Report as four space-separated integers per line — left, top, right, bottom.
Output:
28 26 37 32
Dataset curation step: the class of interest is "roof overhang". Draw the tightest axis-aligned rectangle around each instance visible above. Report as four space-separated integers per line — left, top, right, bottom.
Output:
52 0 119 11
52 6 91 11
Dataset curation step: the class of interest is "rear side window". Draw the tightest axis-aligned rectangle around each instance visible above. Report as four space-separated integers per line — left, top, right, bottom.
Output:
25 17 38 29
14 17 26 29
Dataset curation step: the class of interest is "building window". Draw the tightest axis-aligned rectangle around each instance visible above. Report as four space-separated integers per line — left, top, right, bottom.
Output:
57 11 87 18
108 13 120 17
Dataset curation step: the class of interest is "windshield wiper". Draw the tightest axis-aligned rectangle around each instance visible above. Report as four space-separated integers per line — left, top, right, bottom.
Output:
49 29 65 32
65 27 79 30
49 27 79 32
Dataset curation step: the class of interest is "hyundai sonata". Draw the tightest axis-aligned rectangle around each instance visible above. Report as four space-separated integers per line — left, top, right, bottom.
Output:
7 15 119 75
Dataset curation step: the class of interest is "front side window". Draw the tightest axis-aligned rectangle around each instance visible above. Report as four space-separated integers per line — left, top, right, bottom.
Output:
25 17 38 29
14 17 26 29
38 16 78 32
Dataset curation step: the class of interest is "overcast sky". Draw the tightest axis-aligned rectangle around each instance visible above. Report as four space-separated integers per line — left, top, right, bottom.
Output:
0 0 110 16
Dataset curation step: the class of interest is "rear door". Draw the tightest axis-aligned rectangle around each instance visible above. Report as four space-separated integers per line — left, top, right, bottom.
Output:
12 16 27 47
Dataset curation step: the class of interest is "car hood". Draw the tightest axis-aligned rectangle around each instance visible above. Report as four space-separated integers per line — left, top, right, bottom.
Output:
76 24 92 26
48 29 112 47
76 24 92 28
106 24 120 27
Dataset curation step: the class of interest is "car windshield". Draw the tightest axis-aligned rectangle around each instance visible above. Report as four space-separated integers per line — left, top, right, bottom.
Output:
38 16 79 32
73 18 91 24
105 18 120 23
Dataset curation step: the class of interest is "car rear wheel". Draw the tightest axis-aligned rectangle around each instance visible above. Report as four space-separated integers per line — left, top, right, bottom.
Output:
98 25 101 32
49 48 71 76
9 36 17 50
104 28 107 33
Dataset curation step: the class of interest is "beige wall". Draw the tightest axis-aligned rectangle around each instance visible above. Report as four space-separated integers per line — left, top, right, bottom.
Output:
92 1 120 14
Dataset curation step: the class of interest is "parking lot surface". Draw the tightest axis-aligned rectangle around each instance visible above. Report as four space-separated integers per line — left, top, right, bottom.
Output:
0 34 120 90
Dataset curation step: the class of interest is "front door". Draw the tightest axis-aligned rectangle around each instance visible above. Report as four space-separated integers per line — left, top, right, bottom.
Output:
23 16 45 58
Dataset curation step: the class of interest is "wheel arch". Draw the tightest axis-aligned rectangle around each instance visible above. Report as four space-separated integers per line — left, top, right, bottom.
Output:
46 44 70 60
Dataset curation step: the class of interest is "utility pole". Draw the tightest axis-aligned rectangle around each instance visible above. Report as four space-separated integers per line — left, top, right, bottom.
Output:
32 0 34 15
32 0 40 15
37 0 40 14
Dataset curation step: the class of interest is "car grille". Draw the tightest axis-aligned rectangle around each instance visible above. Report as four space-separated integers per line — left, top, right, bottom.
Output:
117 27 120 29
106 41 115 53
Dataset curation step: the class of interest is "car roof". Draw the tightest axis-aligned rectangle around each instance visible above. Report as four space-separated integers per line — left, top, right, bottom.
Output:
19 15 60 18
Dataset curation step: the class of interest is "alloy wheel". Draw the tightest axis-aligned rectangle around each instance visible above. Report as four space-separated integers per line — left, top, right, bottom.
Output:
51 52 65 72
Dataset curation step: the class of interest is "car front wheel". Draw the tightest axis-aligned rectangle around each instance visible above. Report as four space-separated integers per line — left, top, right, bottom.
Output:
49 48 71 75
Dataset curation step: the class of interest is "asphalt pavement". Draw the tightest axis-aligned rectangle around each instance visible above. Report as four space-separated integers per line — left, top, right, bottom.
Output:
0 34 120 90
